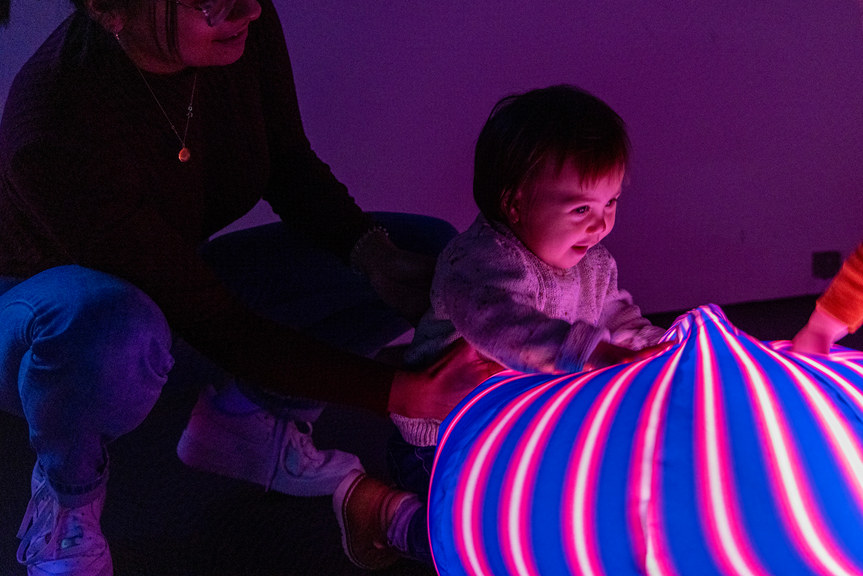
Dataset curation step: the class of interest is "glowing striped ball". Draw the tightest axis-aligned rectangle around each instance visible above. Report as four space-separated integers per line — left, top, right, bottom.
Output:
428 304 863 576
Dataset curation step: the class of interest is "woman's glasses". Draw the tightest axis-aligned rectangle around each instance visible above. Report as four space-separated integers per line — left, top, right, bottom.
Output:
163 0 237 27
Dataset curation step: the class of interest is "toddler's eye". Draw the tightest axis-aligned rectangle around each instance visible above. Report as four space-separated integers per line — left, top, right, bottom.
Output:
573 206 589 214
606 198 619 208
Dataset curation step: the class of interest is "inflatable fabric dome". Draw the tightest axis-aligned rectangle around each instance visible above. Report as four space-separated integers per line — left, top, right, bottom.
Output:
428 304 863 576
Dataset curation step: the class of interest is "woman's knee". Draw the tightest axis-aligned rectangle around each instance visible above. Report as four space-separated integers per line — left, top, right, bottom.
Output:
4 266 174 388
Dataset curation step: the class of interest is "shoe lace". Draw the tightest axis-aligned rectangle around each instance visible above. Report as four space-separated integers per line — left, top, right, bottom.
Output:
16 479 55 564
273 420 324 489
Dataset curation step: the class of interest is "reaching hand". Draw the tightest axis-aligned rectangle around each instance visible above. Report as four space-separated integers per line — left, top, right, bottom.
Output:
791 307 848 355
351 231 437 326
585 340 674 371
388 338 503 420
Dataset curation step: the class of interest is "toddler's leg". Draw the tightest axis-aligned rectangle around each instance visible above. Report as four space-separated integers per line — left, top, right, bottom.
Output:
391 497 431 565
386 428 437 498
333 469 432 568
384 431 436 564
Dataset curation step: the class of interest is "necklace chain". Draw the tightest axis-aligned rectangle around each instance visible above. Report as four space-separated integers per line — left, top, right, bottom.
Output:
135 67 198 162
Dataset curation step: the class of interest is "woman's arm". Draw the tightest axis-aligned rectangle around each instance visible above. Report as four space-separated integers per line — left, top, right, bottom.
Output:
248 0 375 260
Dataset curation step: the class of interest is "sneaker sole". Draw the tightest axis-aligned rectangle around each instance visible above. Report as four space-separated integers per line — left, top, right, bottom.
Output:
27 557 113 576
333 470 369 569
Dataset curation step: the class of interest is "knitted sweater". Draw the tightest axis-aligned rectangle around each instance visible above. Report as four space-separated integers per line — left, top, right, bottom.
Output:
818 243 863 333
406 214 663 372
396 214 663 446
0 1 396 413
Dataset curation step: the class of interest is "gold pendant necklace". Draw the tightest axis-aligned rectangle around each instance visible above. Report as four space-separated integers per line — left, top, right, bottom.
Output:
135 67 197 162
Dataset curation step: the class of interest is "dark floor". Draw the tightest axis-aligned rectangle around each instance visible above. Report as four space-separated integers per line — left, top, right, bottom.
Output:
2 294 862 576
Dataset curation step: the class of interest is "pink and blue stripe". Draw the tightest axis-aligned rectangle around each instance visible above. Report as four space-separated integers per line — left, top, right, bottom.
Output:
429 304 863 575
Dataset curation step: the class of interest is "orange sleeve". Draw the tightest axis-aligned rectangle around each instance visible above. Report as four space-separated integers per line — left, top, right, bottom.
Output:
817 243 863 333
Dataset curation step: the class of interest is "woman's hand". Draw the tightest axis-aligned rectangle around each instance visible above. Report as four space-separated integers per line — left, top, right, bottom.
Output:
388 338 503 420
351 231 436 326
585 340 674 371
792 307 848 354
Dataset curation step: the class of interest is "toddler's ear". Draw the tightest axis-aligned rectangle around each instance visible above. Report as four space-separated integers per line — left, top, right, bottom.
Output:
503 190 523 225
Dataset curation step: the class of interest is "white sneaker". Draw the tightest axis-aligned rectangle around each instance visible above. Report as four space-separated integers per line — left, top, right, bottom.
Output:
16 463 112 576
177 384 363 496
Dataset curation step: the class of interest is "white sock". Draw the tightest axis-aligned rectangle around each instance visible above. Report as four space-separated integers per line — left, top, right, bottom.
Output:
386 493 423 555
390 413 441 447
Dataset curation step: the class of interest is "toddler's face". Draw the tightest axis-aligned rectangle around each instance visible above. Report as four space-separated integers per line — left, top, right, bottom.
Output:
507 160 622 269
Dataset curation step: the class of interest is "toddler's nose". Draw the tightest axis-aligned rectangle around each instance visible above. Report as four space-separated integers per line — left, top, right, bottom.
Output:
585 215 608 234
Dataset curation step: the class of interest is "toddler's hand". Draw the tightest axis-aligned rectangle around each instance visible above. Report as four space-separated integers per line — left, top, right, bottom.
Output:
791 307 848 355
585 340 674 371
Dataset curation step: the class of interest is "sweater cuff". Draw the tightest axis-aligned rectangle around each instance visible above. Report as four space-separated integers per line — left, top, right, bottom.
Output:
390 413 442 447
554 323 611 373
817 245 863 333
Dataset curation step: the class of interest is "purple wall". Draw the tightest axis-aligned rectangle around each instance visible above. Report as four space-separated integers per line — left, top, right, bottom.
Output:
3 0 863 313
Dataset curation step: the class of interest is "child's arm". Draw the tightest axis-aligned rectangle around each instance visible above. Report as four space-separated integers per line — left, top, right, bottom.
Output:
435 237 612 373
595 250 666 350
793 242 863 354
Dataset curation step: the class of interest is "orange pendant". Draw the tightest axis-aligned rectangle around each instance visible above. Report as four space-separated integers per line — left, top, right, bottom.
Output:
178 147 191 162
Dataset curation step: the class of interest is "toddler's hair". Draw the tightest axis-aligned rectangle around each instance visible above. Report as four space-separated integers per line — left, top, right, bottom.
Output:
473 84 629 224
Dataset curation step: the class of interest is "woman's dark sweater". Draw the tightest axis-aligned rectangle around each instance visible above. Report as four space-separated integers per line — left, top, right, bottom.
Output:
0 0 395 413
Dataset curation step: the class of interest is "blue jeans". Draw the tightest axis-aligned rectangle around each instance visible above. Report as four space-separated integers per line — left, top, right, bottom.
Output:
200 213 457 419
0 213 457 508
0 266 174 507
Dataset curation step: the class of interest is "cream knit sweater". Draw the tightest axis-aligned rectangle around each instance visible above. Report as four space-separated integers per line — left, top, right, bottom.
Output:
397 214 664 446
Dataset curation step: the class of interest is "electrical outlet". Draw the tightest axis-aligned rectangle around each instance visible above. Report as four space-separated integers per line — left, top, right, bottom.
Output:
812 250 841 279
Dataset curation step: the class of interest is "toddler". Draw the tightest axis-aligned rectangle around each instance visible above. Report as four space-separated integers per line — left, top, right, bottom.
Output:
397 84 665 445
369 84 667 567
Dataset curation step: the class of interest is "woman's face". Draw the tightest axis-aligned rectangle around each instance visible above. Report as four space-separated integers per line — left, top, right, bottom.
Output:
117 0 262 73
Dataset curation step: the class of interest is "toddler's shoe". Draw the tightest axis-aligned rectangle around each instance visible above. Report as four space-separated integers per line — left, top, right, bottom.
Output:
176 384 362 496
17 463 112 576
333 469 413 570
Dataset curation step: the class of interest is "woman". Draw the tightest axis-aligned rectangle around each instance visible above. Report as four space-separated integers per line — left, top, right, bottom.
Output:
0 0 500 573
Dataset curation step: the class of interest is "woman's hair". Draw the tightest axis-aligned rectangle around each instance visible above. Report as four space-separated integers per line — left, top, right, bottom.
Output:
473 84 630 224
70 0 182 56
